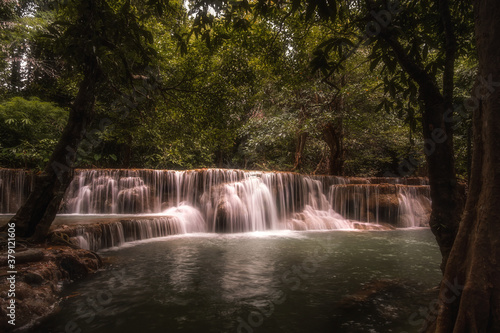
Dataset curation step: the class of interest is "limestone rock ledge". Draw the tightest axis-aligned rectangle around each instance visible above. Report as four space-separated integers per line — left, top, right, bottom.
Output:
0 244 102 332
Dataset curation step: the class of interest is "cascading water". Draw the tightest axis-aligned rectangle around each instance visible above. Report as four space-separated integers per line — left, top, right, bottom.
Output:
0 169 32 213
397 185 431 228
329 184 384 224
0 169 432 250
204 176 282 232
288 177 352 230
69 213 207 251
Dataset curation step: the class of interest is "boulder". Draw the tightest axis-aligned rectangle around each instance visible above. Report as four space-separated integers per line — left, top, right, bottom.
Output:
215 199 229 233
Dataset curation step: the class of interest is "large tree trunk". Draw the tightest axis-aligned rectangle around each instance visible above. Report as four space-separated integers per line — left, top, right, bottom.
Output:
322 120 344 176
432 1 500 330
7 64 99 242
420 88 463 272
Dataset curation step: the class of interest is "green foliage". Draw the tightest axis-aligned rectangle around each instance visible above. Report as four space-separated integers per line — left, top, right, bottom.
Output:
84 19 259 169
238 113 297 170
0 97 68 168
0 0 477 179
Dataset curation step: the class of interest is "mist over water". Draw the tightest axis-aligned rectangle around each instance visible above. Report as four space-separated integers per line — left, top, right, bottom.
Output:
0 169 431 240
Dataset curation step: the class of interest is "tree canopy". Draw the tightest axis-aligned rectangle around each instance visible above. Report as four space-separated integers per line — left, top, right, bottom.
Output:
1 0 476 179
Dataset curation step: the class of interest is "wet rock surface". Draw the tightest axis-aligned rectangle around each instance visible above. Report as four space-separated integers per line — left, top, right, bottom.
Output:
0 242 102 332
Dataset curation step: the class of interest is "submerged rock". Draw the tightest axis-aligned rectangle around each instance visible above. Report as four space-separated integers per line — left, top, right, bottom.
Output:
331 278 436 332
338 279 408 308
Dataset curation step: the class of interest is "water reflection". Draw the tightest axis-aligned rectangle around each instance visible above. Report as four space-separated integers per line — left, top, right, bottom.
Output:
37 230 441 333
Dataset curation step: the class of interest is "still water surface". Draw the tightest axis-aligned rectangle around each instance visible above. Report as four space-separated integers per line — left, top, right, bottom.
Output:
38 229 441 333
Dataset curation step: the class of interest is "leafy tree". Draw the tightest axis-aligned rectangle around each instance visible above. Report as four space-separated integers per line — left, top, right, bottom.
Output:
0 97 68 169
5 0 174 240
330 0 472 271
90 19 259 169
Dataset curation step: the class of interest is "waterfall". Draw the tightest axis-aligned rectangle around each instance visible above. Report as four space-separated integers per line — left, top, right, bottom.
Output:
287 177 352 230
0 169 432 248
0 169 32 213
329 184 383 224
68 213 207 251
163 204 207 233
397 185 431 228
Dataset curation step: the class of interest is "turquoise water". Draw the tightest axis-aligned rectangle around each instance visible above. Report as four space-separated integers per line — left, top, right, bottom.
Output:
36 229 441 333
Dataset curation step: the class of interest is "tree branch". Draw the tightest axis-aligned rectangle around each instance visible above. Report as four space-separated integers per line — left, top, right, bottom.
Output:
378 31 442 101
437 0 457 106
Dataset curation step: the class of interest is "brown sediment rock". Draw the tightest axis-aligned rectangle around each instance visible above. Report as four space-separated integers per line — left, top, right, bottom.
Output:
0 244 102 332
0 249 45 266
351 222 396 231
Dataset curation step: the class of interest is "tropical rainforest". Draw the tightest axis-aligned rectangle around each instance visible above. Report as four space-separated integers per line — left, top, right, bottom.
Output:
1 0 500 331
0 0 475 177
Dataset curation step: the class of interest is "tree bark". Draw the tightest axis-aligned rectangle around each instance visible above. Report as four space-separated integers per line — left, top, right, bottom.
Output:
322 120 344 176
432 1 500 330
7 63 100 242
293 132 308 171
419 85 462 273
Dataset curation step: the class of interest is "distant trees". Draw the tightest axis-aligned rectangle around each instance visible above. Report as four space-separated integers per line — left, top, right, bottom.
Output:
0 1 429 177
0 0 477 246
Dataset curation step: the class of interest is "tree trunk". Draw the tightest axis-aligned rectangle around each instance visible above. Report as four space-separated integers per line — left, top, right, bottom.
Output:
6 64 99 242
377 7 462 270
432 1 500 330
10 47 22 93
466 122 472 182
420 88 463 272
322 120 344 176
293 132 308 171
